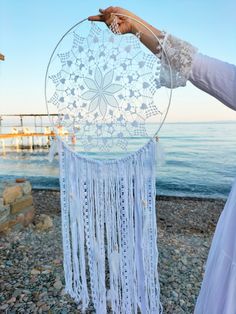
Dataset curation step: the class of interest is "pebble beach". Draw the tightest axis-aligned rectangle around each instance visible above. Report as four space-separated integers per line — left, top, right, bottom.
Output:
0 190 226 313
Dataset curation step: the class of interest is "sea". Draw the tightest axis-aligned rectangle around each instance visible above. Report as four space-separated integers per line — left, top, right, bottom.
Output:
0 121 235 199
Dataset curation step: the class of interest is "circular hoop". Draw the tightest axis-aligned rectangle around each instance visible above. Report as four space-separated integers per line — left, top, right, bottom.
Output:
45 15 172 157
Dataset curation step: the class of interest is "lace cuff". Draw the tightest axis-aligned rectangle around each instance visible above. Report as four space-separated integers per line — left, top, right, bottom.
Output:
159 33 198 88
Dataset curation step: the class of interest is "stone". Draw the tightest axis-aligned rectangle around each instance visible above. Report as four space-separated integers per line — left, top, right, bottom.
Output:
7 296 16 303
5 260 13 267
53 279 63 290
21 181 32 195
42 269 51 274
5 206 35 232
13 289 22 298
181 257 188 266
60 289 66 296
36 214 53 231
0 304 8 310
40 304 50 311
0 204 10 223
171 290 178 301
22 206 35 227
15 178 26 183
39 292 48 299
3 185 23 204
31 269 41 275
10 195 33 214
0 220 9 233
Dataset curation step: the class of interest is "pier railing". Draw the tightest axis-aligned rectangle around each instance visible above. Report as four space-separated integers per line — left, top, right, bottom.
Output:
0 113 59 151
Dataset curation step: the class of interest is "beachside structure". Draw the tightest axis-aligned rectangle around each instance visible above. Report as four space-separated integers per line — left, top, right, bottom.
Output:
0 114 74 152
0 114 57 150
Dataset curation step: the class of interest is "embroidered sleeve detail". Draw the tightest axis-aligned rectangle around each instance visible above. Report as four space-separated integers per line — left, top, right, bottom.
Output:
159 33 198 88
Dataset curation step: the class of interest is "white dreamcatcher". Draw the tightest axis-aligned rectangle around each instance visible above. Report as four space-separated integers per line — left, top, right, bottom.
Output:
45 15 172 314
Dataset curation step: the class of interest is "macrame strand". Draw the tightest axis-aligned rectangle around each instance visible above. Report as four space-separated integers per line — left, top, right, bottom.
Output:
58 137 162 313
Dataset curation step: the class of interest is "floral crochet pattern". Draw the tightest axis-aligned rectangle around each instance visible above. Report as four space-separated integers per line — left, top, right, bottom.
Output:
47 22 168 152
82 68 122 117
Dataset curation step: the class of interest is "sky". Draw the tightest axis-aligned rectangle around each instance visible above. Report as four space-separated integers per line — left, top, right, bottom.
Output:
0 0 236 123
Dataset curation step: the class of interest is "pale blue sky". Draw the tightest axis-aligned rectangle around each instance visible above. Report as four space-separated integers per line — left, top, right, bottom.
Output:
0 0 236 122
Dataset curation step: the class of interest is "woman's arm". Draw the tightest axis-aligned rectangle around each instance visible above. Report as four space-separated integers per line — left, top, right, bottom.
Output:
89 7 236 111
189 54 236 110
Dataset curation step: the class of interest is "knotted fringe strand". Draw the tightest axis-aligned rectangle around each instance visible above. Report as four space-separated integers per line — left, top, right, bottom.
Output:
58 138 162 313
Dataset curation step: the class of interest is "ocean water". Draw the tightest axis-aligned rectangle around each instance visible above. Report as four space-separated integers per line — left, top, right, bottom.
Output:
0 122 235 199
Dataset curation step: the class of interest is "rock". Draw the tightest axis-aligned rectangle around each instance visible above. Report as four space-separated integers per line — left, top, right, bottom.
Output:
40 304 50 311
36 214 53 231
181 257 188 266
31 268 41 275
60 289 66 296
171 290 178 301
21 181 32 195
3 185 23 205
39 292 47 299
15 178 26 183
53 279 63 290
42 269 51 274
0 304 8 310
13 289 22 298
5 260 13 267
2 206 35 232
7 296 16 303
0 205 10 223
53 258 62 265
10 195 33 214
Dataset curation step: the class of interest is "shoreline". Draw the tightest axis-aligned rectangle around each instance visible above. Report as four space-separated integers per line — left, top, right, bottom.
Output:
32 187 228 202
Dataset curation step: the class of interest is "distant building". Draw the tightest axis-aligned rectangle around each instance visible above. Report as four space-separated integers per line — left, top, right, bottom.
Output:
0 53 5 61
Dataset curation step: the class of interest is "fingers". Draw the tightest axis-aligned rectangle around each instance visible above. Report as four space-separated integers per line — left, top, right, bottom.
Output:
100 6 122 15
88 14 105 22
88 11 121 28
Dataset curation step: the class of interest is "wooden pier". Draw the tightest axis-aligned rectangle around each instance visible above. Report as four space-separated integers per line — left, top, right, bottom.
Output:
0 114 60 150
0 132 55 139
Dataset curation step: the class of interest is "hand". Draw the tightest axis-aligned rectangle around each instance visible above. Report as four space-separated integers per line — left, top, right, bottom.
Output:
88 7 141 35
88 7 163 57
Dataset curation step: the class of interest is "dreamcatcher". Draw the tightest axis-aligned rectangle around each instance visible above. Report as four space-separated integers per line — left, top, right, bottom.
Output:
45 14 172 314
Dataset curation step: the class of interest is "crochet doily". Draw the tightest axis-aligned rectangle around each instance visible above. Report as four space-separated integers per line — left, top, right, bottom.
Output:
45 20 171 155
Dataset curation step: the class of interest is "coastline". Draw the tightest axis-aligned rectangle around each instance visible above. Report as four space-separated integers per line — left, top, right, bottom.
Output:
0 190 225 313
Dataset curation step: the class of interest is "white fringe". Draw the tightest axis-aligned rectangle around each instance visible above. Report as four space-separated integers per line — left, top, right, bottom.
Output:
58 137 162 313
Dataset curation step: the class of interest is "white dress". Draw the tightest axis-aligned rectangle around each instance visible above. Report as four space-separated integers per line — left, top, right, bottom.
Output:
161 34 236 314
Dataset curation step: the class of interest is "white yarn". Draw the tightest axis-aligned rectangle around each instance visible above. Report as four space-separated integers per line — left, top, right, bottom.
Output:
58 137 162 313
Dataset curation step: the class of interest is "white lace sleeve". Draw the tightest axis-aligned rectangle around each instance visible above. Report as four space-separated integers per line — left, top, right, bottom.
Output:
159 33 198 88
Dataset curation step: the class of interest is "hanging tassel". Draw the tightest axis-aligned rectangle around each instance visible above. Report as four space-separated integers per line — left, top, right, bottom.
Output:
48 137 58 162
58 137 162 313
156 136 166 166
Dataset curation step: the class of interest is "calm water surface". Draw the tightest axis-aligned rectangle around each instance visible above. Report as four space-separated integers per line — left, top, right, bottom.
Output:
0 122 235 199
